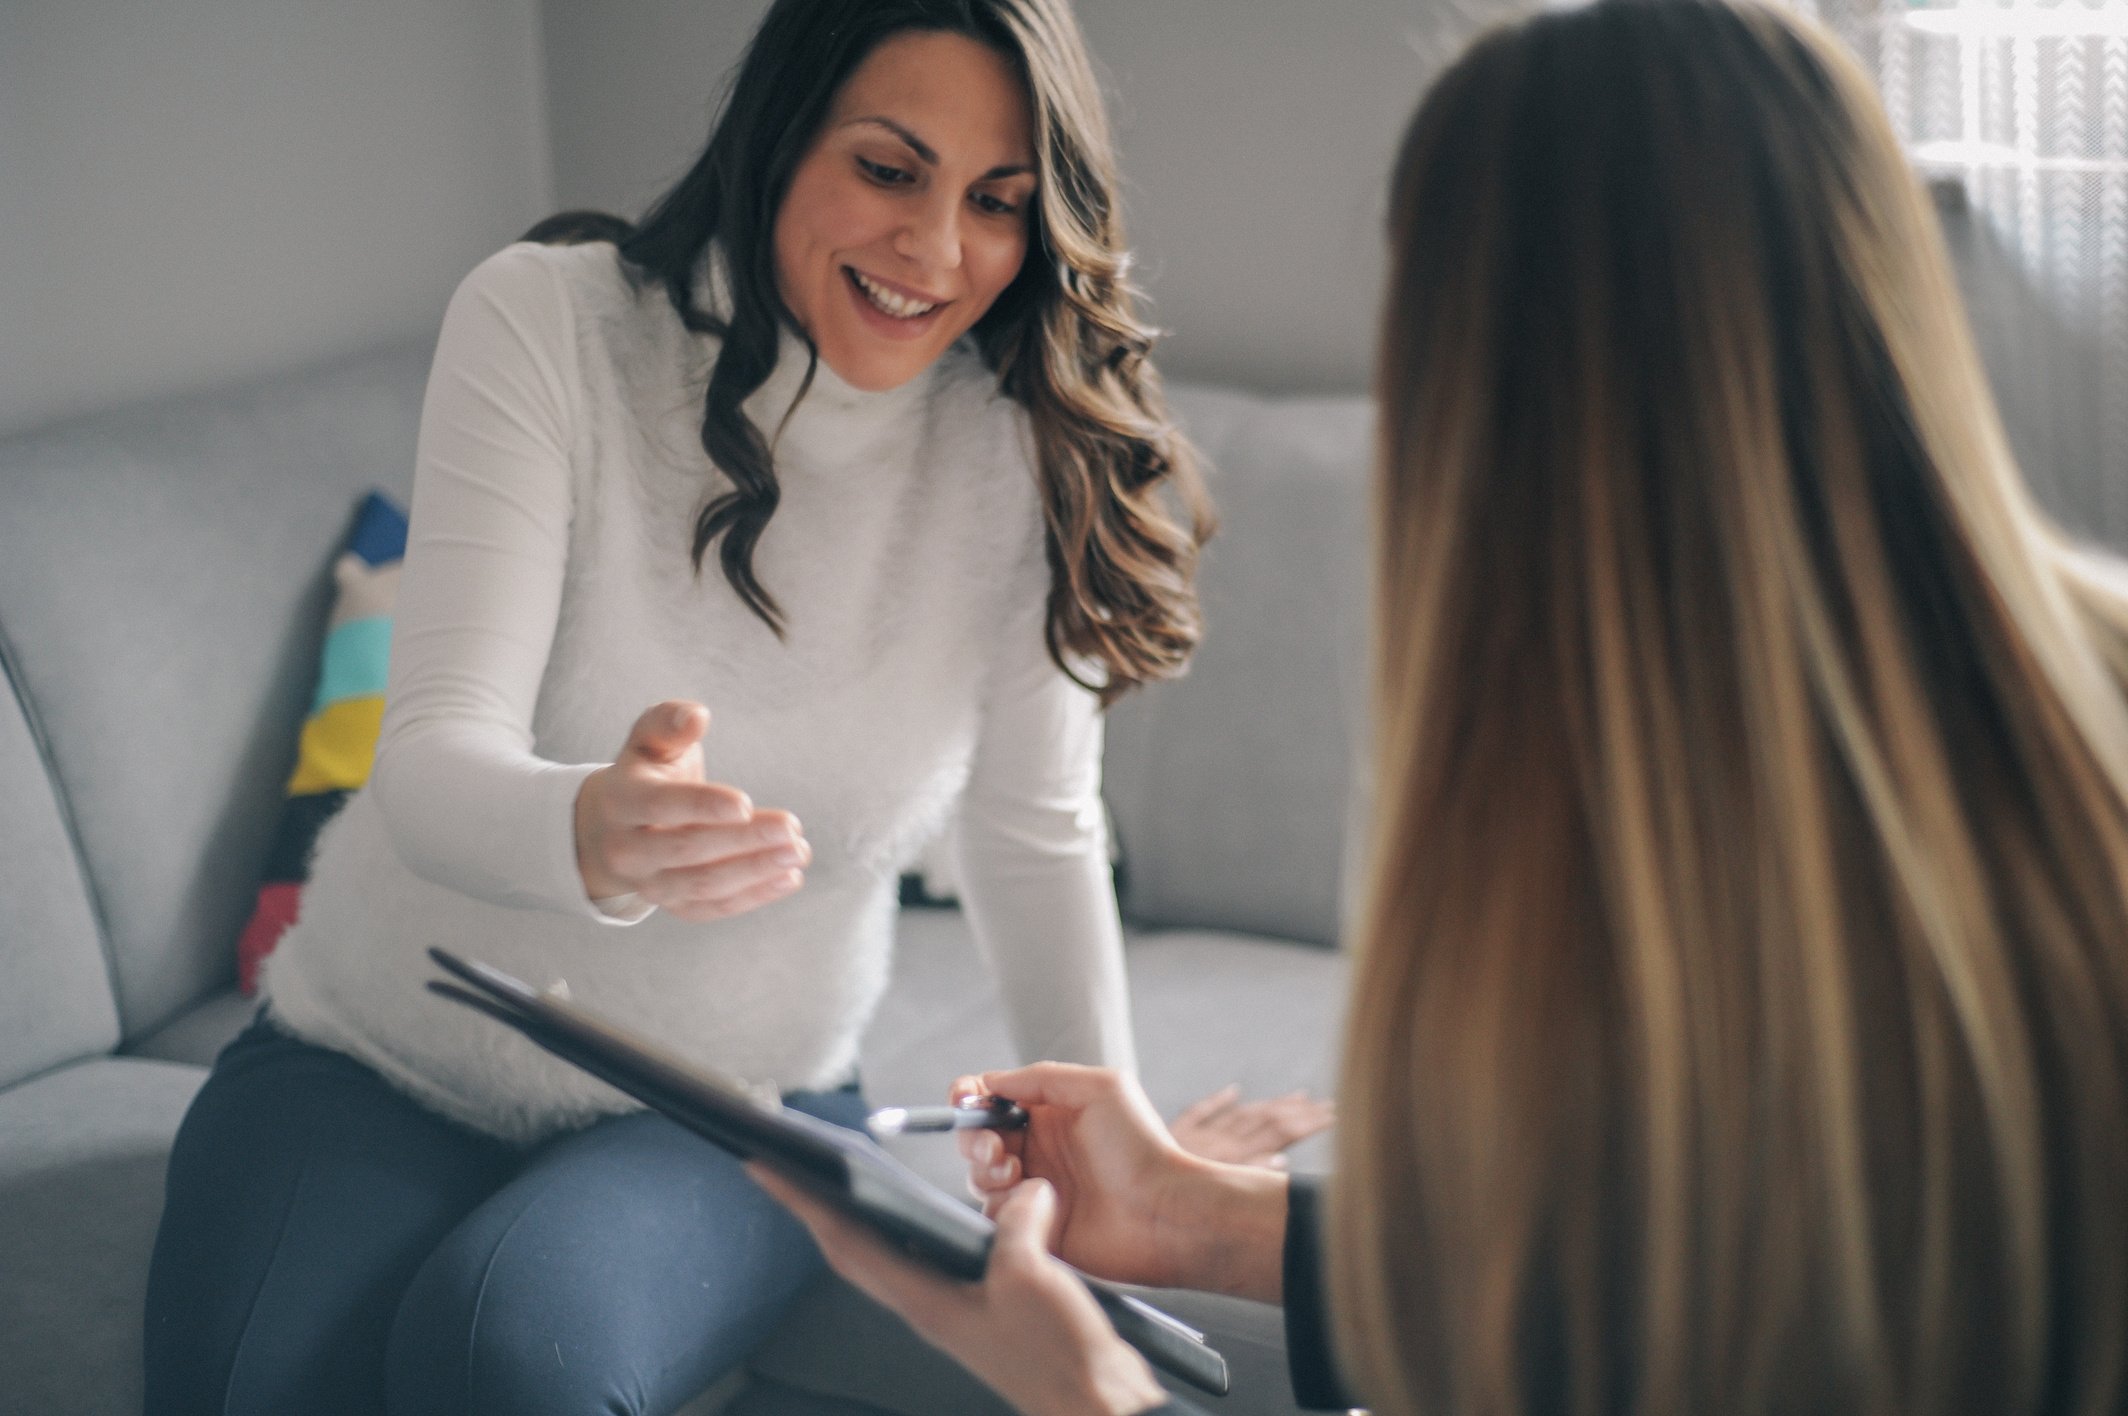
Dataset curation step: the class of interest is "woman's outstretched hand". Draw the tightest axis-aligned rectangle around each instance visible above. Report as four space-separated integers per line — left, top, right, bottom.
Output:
749 1167 1168 1416
956 1064 1291 1302
572 700 810 921
1168 1085 1334 1170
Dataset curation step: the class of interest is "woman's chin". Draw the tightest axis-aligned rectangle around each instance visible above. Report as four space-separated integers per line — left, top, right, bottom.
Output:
813 339 944 393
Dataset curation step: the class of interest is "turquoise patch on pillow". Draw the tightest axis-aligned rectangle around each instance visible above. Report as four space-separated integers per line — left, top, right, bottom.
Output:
312 615 392 712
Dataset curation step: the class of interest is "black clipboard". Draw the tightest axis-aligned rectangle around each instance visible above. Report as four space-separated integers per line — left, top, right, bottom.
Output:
426 948 1230 1397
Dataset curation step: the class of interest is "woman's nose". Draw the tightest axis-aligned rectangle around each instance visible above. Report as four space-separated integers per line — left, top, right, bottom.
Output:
894 193 963 273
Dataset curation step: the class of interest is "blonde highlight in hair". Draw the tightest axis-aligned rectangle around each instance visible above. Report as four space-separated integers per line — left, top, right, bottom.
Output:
1335 3 2128 1412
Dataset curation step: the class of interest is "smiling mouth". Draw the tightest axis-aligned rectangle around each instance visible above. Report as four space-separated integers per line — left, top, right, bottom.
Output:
845 267 943 320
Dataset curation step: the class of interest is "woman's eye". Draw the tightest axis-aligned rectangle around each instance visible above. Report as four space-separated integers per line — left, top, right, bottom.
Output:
856 157 912 185
973 192 1021 216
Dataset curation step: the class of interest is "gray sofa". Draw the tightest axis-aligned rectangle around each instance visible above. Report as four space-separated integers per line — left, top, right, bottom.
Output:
0 335 1371 1415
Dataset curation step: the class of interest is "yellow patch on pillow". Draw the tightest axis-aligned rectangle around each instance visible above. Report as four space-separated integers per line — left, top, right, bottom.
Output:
285 696 386 795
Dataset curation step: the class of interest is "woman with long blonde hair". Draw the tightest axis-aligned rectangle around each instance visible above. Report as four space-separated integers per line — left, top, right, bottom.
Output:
759 1 2128 1412
1339 1 2128 1409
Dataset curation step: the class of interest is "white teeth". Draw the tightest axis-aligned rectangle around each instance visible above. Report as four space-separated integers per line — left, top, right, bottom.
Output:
851 270 938 319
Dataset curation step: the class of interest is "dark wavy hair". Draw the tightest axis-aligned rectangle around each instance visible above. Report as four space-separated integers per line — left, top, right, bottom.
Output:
524 0 1210 705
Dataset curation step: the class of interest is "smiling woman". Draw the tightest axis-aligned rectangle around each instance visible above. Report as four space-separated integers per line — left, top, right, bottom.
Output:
139 3 1327 1415
775 32 1039 391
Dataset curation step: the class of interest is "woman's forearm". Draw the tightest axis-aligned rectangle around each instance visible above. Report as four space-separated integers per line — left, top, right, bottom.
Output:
1155 1157 1291 1303
954 569 1141 1071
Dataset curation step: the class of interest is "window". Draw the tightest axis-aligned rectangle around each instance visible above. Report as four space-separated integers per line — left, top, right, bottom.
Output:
1822 0 2128 544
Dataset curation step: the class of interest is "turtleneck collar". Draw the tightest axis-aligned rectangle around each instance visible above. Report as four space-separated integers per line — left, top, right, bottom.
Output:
689 243 939 432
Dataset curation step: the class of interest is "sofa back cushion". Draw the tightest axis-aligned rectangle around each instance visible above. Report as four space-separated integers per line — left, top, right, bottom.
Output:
0 343 428 1040
0 647 119 1088
1105 386 1373 948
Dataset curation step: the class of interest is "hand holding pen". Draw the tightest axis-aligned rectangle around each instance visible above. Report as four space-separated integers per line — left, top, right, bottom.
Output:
950 1063 1256 1295
870 1067 1313 1301
864 1070 1201 1288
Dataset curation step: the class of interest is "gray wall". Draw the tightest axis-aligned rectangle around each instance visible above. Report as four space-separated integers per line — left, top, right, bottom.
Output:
0 0 553 437
541 0 1460 396
540 3 766 231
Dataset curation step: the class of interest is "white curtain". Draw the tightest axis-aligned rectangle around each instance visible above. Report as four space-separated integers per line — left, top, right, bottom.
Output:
1818 1 2128 548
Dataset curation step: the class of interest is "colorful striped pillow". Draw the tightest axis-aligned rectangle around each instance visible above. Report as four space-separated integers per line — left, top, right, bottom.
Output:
236 491 407 993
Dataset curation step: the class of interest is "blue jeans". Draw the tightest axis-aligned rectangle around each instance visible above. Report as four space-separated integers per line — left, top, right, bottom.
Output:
143 1013 867 1416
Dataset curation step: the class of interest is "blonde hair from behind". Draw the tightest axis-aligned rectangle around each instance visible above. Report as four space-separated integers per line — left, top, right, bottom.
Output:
1334 2 2128 1412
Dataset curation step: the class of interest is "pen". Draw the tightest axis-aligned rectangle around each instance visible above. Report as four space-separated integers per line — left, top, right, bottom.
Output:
866 1095 1029 1136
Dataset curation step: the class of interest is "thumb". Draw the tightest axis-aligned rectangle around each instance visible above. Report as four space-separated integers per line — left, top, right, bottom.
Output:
993 1178 1059 1261
625 700 708 766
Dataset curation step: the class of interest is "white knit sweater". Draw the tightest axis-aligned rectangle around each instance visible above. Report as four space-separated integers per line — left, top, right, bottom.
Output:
262 242 1135 1145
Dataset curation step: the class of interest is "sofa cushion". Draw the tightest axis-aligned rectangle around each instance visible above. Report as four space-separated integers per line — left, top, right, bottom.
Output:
0 1056 207 1416
0 341 429 1039
124 986 256 1069
1107 386 1373 948
0 636 118 1090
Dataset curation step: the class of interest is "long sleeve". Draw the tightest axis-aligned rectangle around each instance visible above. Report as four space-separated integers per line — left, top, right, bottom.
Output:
950 606 1137 1073
1283 1176 1360 1410
366 246 618 922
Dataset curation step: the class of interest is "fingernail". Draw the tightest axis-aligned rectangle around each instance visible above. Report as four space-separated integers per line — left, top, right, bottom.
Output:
772 847 804 867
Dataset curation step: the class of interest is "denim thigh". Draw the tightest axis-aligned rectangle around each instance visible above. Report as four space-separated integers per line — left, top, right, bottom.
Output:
144 1015 518 1416
384 1085 868 1416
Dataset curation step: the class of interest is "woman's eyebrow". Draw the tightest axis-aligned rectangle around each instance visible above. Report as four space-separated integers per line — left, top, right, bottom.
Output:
842 115 1035 181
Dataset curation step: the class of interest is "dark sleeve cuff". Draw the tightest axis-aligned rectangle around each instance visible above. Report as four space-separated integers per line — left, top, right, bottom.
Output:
1284 1175 1362 1410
